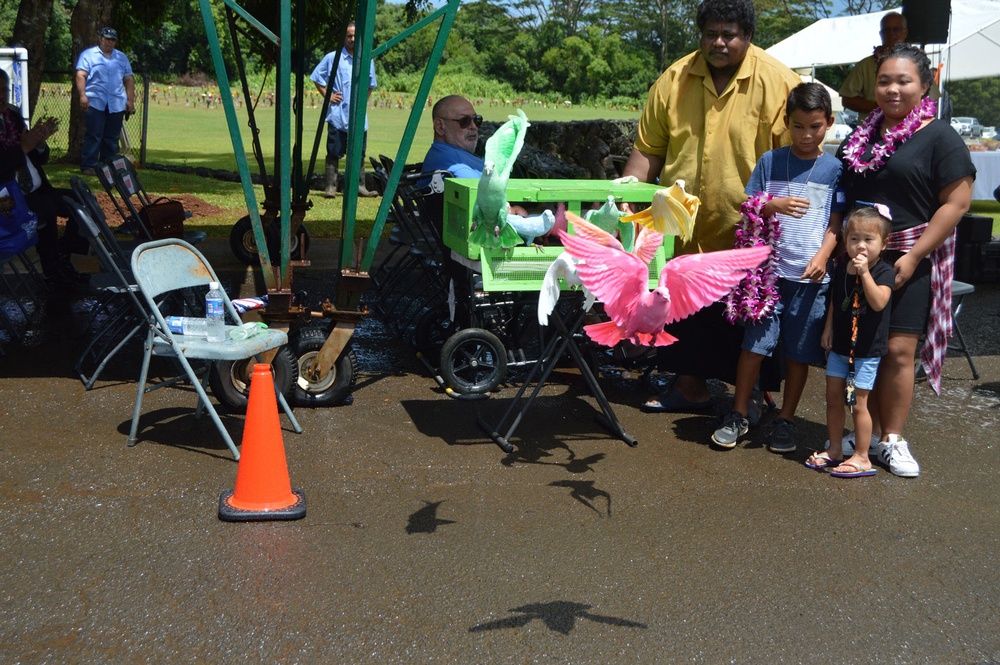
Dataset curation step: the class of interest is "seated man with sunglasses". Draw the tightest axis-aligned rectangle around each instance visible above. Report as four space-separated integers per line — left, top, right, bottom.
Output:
422 95 485 178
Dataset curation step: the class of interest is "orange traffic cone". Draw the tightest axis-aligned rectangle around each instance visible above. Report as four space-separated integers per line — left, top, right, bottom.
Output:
219 363 306 521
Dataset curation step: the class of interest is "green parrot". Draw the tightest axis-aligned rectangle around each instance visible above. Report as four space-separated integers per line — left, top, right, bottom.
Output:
469 109 529 251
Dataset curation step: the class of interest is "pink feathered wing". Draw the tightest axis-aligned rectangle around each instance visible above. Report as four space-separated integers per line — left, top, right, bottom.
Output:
557 222 771 348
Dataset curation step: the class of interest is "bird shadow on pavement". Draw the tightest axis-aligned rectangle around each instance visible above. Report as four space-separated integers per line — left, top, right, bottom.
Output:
400 390 633 457
405 500 457 534
469 600 647 636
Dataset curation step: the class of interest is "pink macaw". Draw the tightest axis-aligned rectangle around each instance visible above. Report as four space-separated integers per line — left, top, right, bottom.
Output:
557 222 771 347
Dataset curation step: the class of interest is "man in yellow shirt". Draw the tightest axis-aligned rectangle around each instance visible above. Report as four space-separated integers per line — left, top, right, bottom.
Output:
839 12 908 123
838 12 940 124
622 0 800 414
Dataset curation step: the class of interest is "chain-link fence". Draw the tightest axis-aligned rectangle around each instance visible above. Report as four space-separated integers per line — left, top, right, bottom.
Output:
32 69 147 164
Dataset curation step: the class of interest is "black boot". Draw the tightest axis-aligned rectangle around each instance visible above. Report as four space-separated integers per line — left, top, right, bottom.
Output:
324 161 339 199
357 162 378 197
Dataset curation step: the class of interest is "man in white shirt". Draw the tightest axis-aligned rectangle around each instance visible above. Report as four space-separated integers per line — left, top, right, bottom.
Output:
75 27 135 174
310 22 378 198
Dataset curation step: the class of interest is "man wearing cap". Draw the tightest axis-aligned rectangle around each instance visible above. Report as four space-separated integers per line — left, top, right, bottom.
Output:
75 27 135 174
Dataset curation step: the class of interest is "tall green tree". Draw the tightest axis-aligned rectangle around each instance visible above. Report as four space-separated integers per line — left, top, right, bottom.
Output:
754 0 830 49
947 77 1000 128
10 0 56 110
505 0 600 36
604 0 700 71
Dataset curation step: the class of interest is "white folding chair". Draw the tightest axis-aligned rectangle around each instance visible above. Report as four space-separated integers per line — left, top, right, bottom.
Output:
129 238 301 459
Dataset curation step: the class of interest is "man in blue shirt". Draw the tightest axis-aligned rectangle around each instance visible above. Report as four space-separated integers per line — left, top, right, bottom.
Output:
421 95 484 178
310 22 378 198
74 27 134 174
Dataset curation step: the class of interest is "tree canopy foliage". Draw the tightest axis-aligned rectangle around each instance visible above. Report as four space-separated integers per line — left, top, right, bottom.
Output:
1 0 998 124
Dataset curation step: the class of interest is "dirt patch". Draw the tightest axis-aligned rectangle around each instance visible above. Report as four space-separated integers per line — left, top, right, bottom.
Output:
89 192 225 223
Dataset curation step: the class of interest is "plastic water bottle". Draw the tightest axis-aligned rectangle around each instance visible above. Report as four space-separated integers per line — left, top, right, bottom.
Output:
166 316 208 337
205 281 226 343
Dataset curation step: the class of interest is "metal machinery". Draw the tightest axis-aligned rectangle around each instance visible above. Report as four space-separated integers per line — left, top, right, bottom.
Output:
196 0 460 405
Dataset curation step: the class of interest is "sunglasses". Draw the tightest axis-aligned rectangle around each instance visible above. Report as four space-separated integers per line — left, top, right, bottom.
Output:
445 114 483 129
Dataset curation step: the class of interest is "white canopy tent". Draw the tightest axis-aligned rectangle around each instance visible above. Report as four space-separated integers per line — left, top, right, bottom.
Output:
767 9 896 70
765 0 1000 83
799 74 844 112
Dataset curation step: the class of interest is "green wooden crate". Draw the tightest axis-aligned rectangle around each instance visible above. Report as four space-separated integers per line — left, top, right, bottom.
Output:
480 243 673 293
443 178 666 260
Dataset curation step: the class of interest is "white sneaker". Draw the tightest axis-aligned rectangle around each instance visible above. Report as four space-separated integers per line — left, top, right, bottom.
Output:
872 434 920 478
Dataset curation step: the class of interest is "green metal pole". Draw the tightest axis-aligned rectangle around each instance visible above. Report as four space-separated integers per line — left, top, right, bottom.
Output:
198 0 275 286
360 0 460 272
277 0 291 285
293 0 307 202
339 0 377 270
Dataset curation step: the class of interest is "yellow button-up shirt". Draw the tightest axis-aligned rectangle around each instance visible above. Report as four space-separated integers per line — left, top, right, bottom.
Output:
839 52 940 124
635 44 801 254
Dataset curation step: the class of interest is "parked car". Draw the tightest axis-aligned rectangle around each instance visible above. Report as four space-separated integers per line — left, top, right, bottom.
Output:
951 116 983 137
825 110 857 143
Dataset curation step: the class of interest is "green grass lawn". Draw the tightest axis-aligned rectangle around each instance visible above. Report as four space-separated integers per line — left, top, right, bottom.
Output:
136 94 637 172
39 89 1000 240
43 94 639 240
969 200 1000 236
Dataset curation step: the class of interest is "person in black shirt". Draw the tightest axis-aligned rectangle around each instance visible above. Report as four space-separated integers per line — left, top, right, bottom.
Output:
835 44 975 478
808 207 893 477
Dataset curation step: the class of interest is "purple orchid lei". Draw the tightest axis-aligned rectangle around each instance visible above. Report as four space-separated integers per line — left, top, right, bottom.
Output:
724 192 780 324
842 96 937 174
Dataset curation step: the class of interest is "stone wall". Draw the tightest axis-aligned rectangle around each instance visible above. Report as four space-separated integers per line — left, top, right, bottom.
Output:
479 119 639 180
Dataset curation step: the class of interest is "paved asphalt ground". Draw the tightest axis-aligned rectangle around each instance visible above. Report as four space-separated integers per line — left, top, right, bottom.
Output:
1 239 998 663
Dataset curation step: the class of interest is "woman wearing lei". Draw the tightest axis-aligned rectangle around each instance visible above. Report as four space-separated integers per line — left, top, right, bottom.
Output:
836 44 975 478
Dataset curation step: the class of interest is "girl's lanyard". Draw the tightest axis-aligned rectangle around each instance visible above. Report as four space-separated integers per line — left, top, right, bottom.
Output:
843 275 861 409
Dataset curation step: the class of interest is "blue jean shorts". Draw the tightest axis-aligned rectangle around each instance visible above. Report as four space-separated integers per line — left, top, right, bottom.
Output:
742 279 828 365
826 351 881 390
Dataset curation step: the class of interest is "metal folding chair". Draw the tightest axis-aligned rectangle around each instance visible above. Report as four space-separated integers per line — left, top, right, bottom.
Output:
64 195 146 389
71 175 139 257
129 238 302 459
0 248 47 347
916 279 981 382
95 158 152 240
97 155 207 245
949 280 979 379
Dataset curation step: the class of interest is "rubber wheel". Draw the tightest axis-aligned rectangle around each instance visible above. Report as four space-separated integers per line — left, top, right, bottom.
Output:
291 326 358 407
209 345 298 412
412 303 459 354
439 328 507 394
229 215 309 266
229 216 259 265
266 220 309 265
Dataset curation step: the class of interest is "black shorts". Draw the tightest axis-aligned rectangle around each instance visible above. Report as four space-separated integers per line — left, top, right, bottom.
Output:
883 249 931 335
326 126 367 162
654 301 783 391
